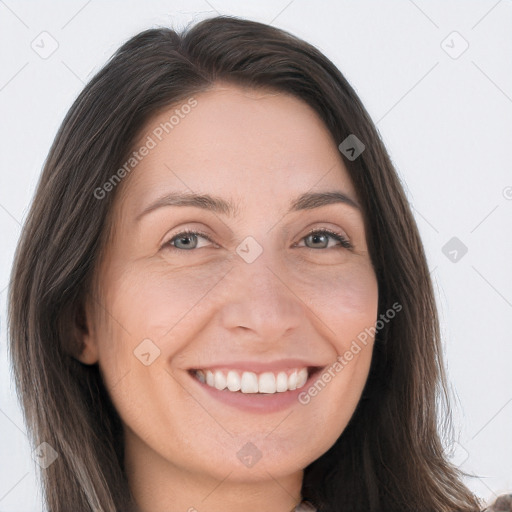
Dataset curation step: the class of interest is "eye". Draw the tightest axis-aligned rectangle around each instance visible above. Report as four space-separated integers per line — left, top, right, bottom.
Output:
163 229 215 252
162 228 352 253
296 229 352 250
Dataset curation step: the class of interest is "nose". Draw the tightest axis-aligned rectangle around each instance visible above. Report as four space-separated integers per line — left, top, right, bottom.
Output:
218 249 303 345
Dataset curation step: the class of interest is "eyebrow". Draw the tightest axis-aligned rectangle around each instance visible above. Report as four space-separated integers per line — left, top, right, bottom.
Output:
135 190 360 221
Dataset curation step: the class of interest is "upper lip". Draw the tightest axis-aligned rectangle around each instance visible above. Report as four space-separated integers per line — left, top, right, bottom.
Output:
189 358 327 373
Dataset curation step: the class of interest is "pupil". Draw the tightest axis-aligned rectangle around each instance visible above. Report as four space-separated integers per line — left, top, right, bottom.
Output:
311 234 326 247
178 234 195 248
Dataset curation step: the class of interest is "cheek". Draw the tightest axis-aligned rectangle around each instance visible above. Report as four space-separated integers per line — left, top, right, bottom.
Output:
97 255 378 376
297 258 379 345
292 259 378 419
92 262 232 399
103 261 230 339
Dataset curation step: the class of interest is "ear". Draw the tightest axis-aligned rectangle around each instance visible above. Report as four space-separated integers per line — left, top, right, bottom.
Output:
74 297 99 365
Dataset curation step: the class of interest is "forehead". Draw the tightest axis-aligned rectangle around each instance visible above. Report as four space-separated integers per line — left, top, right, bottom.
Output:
119 83 358 219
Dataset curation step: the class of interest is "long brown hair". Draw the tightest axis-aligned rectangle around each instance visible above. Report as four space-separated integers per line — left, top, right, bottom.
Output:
8 15 484 512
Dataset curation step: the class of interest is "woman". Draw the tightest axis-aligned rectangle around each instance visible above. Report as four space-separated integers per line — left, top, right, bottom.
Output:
7 15 505 512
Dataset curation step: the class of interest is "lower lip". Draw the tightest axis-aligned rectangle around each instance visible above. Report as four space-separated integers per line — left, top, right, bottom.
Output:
186 368 323 414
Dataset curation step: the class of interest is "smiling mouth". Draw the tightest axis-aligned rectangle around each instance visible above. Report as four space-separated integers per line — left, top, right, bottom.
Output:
188 366 323 394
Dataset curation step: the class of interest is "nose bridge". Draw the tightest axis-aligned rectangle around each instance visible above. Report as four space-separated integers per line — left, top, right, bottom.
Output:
220 244 302 337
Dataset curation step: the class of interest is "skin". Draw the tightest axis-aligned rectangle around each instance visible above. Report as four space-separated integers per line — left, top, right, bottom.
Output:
77 83 379 512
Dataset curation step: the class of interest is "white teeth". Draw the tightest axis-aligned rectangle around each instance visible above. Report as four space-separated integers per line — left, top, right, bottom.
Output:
258 372 276 394
226 370 241 391
214 371 227 391
276 371 289 392
194 367 310 394
288 370 298 390
296 368 308 388
241 372 259 393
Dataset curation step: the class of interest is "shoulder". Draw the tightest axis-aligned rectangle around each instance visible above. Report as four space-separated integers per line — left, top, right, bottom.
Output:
482 493 512 511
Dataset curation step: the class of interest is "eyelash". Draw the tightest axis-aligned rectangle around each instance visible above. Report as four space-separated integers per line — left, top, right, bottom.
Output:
163 228 352 252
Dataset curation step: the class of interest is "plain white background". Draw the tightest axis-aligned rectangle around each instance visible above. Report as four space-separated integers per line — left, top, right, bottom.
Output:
0 1 511 510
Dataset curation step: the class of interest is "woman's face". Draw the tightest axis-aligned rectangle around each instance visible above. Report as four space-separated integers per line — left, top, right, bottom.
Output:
79 83 378 501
